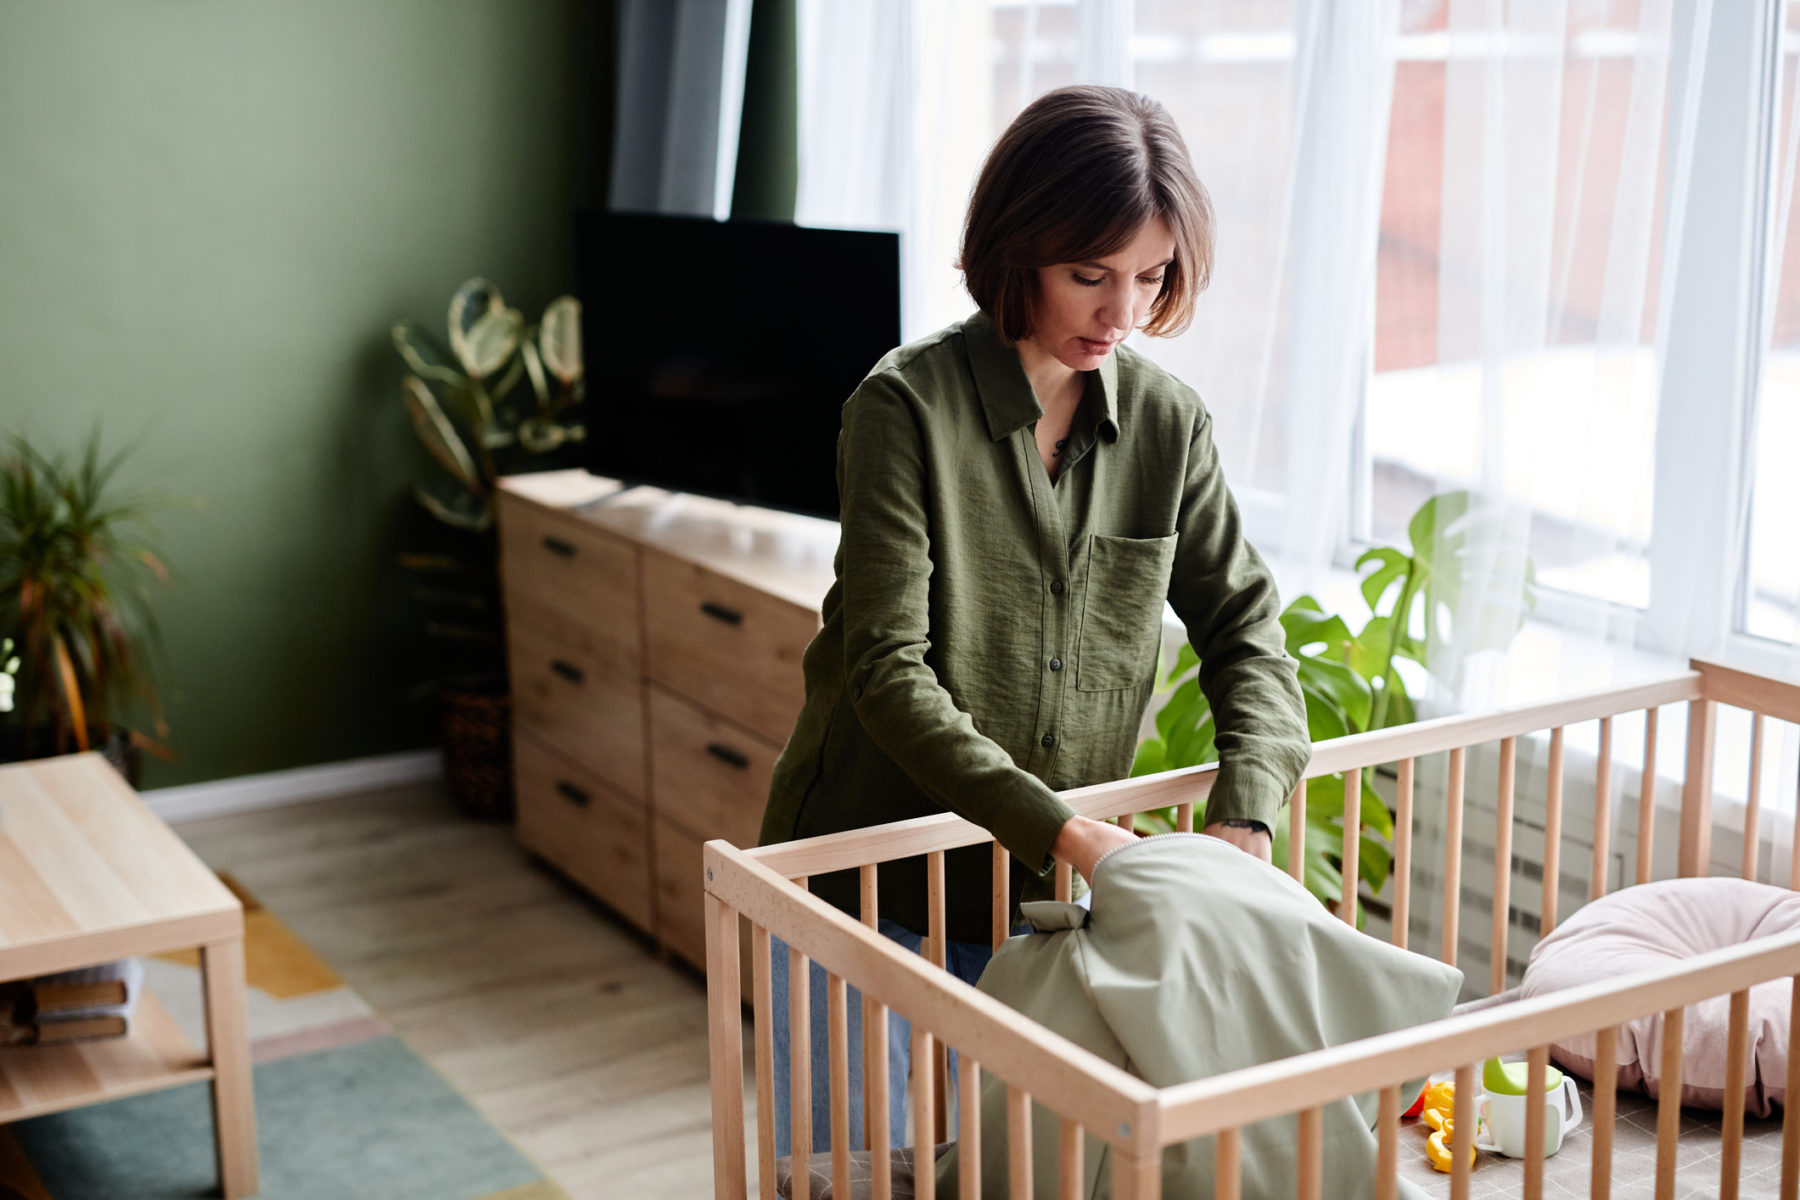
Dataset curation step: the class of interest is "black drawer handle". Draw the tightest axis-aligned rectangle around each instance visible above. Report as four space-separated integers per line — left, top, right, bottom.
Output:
550 659 584 684
706 742 750 770
542 535 576 558
700 601 743 626
555 780 590 806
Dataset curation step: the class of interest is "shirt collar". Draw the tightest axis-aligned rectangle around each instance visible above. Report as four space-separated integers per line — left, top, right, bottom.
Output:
963 310 1120 443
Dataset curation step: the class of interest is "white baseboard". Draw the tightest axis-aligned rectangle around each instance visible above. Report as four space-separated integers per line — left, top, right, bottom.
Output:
142 749 444 824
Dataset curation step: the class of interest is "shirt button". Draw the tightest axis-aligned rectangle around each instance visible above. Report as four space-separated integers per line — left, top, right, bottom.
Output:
852 686 863 701
1041 732 1056 748
1050 580 1065 595
1049 657 1062 672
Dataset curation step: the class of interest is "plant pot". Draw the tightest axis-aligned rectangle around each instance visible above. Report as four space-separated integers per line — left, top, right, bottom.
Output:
0 723 143 788
438 685 513 821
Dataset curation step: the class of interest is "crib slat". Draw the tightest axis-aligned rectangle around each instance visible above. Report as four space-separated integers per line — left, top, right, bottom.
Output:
1393 759 1414 950
753 925 776 1200
1744 714 1765 882
790 939 812 1200
1723 988 1750 1200
1524 1047 1547 1200
1376 1085 1400 1200
1176 801 1195 833
1783 977 1800 1200
1214 1127 1241 1200
1681 698 1716 878
870 996 891 1200
1297 1106 1322 1200
1492 737 1517 995
1593 716 1614 900
862 864 878 1147
1594 1025 1618 1200
959 1058 982 1200
829 971 851 1200
913 1026 935 1200
928 850 950 1145
1542 728 1564 935
1655 1005 1685 1200
993 842 1010 953
1340 768 1361 926
1638 707 1659 885
1008 1086 1032 1200
1443 747 1466 968
1288 780 1306 883
1058 1117 1082 1200
1055 861 1072 903
1451 1063 1475 1200
705 895 748 1200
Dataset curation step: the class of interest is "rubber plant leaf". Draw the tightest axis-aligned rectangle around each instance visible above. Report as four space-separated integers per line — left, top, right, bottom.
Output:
539 295 583 385
462 307 523 382
521 336 551 412
391 320 466 387
447 278 505 377
403 378 482 496
517 416 567 455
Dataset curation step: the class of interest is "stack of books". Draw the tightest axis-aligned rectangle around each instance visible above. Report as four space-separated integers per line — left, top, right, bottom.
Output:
0 960 143 1047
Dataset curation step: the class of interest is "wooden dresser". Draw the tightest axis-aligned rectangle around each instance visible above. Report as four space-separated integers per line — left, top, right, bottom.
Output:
496 471 836 970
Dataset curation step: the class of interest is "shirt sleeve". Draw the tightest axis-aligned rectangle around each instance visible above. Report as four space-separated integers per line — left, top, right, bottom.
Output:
1166 404 1312 830
836 373 1076 875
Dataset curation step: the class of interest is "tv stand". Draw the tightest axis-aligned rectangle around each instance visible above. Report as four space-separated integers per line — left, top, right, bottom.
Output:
496 471 837 980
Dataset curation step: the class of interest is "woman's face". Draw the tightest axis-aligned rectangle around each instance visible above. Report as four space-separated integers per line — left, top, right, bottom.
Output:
1027 216 1176 372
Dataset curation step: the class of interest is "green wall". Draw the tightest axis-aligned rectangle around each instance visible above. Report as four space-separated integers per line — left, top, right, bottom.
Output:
0 1 587 786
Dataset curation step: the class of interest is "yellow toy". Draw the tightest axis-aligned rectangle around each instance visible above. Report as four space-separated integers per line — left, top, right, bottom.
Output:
1418 1081 1477 1173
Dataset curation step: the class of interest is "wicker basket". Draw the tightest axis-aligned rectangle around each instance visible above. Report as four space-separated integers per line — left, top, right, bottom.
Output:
438 686 514 820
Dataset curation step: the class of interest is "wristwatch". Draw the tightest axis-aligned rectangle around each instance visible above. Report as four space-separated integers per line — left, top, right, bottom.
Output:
1217 818 1271 836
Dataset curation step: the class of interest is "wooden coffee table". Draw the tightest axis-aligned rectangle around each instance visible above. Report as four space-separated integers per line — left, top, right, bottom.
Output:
0 753 258 1197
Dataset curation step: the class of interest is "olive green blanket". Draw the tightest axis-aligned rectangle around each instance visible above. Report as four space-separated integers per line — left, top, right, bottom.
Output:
937 834 1463 1199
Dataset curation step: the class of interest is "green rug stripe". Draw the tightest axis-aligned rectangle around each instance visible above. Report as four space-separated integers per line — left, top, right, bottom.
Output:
12 1036 549 1200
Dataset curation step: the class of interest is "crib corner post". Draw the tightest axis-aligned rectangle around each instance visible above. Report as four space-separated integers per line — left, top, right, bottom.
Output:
1680 694 1716 878
704 888 747 1200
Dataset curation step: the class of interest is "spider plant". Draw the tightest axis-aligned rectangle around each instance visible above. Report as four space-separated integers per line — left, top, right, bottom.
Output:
0 431 170 757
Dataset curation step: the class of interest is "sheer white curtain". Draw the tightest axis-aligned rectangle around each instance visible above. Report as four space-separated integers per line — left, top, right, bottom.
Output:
793 0 1798 713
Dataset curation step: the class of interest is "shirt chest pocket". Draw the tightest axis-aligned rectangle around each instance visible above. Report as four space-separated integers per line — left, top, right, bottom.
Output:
1076 532 1178 692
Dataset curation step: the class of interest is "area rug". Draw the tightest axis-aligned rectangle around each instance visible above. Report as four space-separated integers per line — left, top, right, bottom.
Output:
0 874 568 1200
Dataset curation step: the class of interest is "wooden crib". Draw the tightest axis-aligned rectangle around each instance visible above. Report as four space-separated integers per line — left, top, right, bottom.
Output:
702 659 1800 1199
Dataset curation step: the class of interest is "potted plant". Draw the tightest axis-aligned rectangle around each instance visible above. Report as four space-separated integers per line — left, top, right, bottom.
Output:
391 278 584 818
0 431 172 784
1133 491 1539 924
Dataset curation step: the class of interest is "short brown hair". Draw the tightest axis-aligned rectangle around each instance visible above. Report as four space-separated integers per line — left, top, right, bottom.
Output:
958 85 1214 343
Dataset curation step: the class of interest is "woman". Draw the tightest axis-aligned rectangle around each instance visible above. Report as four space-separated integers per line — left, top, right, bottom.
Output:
760 83 1311 1157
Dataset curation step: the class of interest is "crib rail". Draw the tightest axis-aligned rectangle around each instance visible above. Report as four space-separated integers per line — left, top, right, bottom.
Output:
706 659 1800 1199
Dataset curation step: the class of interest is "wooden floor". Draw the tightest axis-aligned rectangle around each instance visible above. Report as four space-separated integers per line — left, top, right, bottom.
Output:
172 779 753 1200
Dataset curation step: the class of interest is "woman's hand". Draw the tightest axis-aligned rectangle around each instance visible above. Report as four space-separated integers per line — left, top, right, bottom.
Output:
1050 815 1139 884
1202 819 1273 864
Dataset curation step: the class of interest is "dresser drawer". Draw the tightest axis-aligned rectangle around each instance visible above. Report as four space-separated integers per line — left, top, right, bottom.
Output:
498 492 640 665
516 737 652 930
642 550 815 743
648 685 774 849
653 816 708 968
507 614 645 801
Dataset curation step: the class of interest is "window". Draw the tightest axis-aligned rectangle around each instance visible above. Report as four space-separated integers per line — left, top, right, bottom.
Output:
1368 0 1672 614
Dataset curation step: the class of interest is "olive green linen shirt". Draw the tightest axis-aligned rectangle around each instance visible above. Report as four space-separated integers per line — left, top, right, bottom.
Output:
758 310 1310 943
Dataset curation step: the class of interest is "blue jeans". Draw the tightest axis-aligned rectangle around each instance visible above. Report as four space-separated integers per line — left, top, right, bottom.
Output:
770 919 1004 1157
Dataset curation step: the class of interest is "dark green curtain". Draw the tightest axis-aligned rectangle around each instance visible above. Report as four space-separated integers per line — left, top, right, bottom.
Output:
731 0 797 221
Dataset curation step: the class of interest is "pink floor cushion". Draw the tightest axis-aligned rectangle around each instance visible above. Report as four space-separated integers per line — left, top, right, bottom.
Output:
1520 877 1800 1117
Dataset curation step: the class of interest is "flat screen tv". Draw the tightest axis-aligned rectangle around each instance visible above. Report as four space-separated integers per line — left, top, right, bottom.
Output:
576 211 902 519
